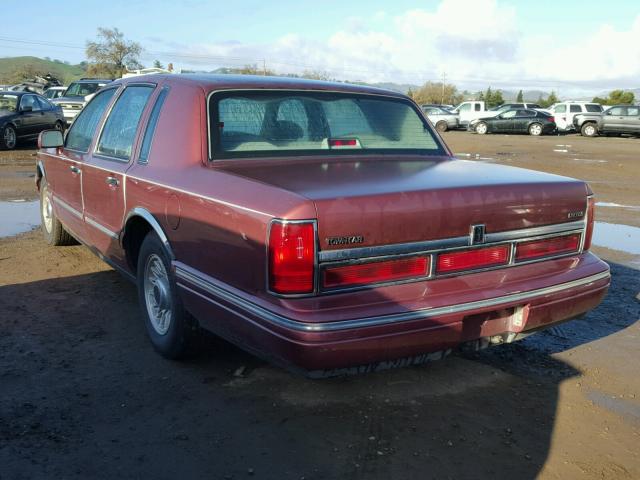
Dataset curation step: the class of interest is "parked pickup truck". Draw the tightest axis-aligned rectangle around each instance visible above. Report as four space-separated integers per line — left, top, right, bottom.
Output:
451 101 541 126
573 104 640 137
35 75 610 376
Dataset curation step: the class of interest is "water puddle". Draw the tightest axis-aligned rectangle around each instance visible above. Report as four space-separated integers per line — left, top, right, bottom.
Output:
596 202 640 211
593 222 640 255
0 200 40 237
573 158 608 164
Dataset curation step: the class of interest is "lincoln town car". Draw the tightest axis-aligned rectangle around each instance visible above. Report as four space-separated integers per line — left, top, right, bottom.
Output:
35 75 610 376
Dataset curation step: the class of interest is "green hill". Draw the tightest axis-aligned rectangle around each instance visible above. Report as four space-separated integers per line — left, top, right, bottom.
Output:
0 56 86 85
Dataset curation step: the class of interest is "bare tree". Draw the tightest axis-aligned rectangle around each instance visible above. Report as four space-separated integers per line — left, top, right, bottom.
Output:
86 27 142 78
410 81 463 106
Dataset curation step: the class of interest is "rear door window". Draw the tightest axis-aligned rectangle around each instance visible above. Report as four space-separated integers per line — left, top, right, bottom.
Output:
555 104 567 113
65 88 117 152
585 104 603 112
96 85 154 161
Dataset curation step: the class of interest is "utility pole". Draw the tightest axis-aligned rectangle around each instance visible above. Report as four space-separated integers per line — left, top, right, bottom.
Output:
441 72 447 105
263 59 267 76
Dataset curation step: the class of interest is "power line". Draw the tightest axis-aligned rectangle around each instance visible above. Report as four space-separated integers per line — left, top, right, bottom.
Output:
0 35 616 89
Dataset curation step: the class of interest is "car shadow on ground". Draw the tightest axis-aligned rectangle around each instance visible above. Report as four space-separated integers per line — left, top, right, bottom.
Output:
0 260 637 480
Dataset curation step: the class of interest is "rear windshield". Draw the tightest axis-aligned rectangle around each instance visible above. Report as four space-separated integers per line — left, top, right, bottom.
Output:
209 91 443 159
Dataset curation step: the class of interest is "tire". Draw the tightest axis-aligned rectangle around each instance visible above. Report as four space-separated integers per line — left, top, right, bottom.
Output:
475 122 488 135
581 123 598 137
436 121 448 133
40 178 76 246
137 232 196 359
528 123 543 136
1 124 17 150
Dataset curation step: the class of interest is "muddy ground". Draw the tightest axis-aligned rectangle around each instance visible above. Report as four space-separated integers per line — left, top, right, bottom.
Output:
1 133 639 480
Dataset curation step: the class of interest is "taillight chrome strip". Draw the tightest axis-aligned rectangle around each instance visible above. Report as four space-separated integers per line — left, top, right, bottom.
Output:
319 220 586 263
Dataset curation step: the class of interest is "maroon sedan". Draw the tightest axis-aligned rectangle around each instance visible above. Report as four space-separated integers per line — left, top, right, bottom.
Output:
35 74 610 376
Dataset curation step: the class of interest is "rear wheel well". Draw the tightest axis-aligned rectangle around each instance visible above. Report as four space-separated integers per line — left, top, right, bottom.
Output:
123 216 153 273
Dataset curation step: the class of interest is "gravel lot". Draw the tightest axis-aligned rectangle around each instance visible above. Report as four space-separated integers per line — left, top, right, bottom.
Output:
1 132 639 480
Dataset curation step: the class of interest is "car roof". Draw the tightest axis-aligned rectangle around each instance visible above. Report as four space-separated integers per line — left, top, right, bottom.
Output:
112 74 407 98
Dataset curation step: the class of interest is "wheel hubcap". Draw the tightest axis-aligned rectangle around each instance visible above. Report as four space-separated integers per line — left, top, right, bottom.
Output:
4 127 16 148
586 126 594 135
144 254 173 335
532 125 541 135
477 124 486 134
41 186 53 233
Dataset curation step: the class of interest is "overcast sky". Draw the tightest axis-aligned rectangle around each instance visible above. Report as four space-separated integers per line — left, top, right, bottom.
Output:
1 0 639 95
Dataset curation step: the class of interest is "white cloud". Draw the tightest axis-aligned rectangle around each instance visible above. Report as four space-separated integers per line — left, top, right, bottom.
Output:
159 0 640 94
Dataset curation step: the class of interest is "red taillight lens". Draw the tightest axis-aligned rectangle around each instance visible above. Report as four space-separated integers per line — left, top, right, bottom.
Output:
549 116 555 124
268 221 316 294
323 256 429 289
515 234 581 261
436 245 510 274
583 197 595 250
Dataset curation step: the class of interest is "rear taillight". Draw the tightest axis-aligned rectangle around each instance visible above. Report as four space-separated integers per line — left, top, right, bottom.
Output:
268 220 316 294
549 116 555 124
515 234 581 261
323 256 429 289
436 245 510 274
583 196 595 250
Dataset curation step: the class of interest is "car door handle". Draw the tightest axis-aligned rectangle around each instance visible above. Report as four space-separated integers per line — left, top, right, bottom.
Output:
69 165 81 174
105 176 119 187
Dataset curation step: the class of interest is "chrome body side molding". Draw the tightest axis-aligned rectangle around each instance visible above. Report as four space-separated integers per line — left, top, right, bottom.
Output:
175 264 610 333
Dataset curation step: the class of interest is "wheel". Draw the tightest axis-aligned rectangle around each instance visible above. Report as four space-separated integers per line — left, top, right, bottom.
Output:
581 123 598 137
1 124 17 150
528 123 543 136
475 122 488 135
436 121 448 132
40 178 76 246
137 232 196 359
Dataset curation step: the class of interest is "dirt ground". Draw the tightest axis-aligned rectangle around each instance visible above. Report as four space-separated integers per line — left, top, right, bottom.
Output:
1 133 639 479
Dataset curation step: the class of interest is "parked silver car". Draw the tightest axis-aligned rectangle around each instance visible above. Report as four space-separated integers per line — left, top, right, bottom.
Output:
421 105 459 132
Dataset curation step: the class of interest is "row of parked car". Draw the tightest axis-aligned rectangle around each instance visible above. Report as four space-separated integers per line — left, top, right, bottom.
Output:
421 100 640 137
1 78 113 149
2 74 638 150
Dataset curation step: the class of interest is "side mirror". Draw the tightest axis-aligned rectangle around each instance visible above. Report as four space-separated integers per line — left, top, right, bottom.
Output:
38 130 64 149
21 105 33 113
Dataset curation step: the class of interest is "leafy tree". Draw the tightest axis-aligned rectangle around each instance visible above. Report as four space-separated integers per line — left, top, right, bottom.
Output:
86 27 143 78
153 60 164 69
592 89 635 105
516 90 524 102
482 87 504 108
411 81 463 106
478 91 485 101
537 91 559 108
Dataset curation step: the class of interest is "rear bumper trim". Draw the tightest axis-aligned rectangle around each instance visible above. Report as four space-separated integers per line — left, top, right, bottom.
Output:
175 266 610 333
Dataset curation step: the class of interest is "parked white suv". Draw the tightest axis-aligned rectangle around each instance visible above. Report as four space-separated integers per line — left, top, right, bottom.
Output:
545 102 604 131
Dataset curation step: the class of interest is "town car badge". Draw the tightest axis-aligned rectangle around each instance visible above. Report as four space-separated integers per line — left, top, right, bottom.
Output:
326 235 365 246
